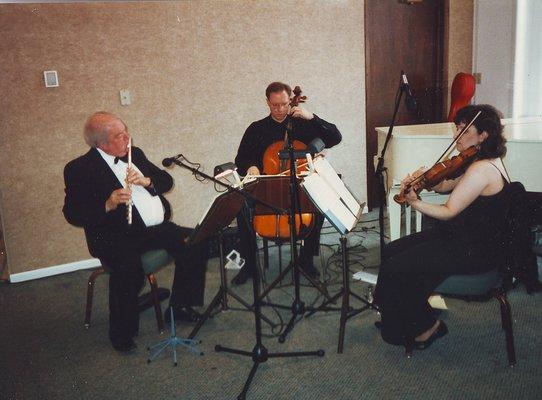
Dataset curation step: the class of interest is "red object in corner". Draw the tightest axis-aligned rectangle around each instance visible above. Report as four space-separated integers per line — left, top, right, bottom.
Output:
447 72 476 122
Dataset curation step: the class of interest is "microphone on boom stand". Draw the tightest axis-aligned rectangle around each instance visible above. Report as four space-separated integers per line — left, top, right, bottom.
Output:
162 154 182 167
401 71 420 116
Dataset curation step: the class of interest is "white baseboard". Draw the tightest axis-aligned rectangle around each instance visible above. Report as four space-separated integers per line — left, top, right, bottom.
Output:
9 258 101 283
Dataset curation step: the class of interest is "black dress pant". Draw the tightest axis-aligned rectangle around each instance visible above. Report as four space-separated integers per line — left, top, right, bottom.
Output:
374 227 495 345
99 222 208 342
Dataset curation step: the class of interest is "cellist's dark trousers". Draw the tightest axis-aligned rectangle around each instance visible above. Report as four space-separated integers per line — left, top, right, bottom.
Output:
236 206 323 273
373 227 495 345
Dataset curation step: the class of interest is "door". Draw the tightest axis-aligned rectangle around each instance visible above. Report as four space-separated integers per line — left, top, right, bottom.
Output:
365 0 444 207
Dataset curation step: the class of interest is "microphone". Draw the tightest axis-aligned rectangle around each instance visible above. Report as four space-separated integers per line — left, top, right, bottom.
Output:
278 138 326 160
162 154 181 167
401 71 418 113
306 137 325 154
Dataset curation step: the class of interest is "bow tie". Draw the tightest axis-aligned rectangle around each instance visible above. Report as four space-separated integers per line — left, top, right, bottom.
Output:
114 155 129 164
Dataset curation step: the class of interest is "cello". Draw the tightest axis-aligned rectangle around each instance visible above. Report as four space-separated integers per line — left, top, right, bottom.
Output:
252 86 315 239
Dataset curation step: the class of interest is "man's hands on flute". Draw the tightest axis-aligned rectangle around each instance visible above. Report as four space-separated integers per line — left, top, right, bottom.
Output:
126 167 152 188
105 167 152 212
105 188 131 212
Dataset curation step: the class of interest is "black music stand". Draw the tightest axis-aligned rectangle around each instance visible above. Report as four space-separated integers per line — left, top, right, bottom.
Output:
300 161 379 353
187 187 277 339
164 155 325 400
250 175 333 343
306 234 378 353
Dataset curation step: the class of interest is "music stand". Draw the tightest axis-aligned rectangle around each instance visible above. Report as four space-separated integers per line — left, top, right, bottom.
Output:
301 157 378 353
249 175 333 343
187 186 277 339
165 155 325 400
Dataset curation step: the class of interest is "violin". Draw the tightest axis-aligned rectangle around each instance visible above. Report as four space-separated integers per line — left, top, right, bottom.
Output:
393 110 482 205
253 86 315 239
393 146 478 204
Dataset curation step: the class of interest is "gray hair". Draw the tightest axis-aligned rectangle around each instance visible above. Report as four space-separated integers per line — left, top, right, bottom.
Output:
83 111 125 148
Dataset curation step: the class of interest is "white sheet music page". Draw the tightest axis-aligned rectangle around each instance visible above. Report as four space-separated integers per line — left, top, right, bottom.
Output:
302 172 357 234
313 157 361 217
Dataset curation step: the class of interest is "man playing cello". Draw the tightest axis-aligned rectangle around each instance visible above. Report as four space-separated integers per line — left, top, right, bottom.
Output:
232 82 342 284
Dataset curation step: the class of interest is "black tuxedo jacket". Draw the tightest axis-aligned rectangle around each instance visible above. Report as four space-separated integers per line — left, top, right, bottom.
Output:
63 147 173 258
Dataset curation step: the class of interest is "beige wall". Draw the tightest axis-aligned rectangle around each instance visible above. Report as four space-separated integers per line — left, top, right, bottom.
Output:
0 1 367 276
443 0 474 114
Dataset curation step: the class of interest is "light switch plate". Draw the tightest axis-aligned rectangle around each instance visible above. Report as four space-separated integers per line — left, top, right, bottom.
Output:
120 89 131 106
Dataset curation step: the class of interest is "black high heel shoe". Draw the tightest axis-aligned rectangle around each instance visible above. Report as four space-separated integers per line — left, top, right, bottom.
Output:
413 321 448 350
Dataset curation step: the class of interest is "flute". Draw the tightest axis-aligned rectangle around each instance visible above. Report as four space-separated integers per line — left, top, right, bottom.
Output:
127 137 133 225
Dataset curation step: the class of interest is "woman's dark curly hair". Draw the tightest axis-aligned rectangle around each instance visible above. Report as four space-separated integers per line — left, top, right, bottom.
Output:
454 104 507 159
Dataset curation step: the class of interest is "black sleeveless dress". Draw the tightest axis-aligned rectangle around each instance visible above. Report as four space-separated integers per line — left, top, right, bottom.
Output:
374 176 511 345
437 177 510 271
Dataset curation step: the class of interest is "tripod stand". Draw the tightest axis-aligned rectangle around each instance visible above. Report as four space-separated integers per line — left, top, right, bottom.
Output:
375 71 409 260
215 204 324 400
252 130 333 344
164 154 325 400
298 155 374 352
147 307 203 366
188 227 277 340
307 235 379 353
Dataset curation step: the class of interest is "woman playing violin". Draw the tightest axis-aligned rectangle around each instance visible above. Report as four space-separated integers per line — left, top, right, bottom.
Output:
374 104 509 349
232 82 342 284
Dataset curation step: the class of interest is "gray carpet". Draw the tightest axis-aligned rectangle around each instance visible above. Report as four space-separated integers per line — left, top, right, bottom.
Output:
1 217 541 400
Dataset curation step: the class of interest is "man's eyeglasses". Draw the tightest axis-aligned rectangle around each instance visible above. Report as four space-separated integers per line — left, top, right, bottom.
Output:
268 101 290 109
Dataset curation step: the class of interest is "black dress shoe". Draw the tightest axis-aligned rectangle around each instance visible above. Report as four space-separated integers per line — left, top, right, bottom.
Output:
164 306 202 324
111 337 137 353
231 265 253 285
413 321 448 350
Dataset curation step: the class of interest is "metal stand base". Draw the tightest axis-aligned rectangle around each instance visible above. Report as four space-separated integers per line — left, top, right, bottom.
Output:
307 236 379 353
147 308 203 366
215 259 324 399
188 230 277 340
258 260 332 343
216 342 324 400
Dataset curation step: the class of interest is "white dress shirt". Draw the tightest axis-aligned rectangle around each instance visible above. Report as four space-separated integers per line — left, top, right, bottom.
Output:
97 148 165 227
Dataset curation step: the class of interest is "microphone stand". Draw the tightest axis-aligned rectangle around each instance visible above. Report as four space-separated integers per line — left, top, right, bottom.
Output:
255 117 332 344
375 73 405 259
165 155 324 400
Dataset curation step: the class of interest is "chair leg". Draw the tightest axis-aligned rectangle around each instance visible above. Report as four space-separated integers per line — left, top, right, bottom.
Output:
495 291 517 366
85 267 105 329
147 274 165 334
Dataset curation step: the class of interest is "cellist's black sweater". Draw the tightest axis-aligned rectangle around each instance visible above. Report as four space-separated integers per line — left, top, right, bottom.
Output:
234 114 342 176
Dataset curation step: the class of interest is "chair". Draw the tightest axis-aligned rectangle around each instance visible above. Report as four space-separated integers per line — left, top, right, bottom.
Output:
427 269 516 366
447 72 476 122
84 249 173 334
405 185 541 365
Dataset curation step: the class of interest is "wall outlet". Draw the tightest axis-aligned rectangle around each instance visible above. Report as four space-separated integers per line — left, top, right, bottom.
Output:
43 71 59 87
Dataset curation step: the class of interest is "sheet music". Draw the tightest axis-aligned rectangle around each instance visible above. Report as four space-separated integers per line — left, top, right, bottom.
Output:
313 157 361 217
302 172 357 234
